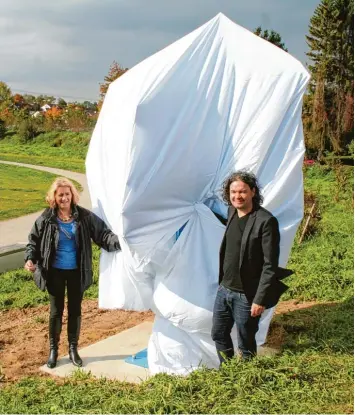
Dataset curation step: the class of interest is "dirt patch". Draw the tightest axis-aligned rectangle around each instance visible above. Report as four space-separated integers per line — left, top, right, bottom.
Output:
0 299 153 382
274 299 321 315
266 299 334 349
0 299 323 383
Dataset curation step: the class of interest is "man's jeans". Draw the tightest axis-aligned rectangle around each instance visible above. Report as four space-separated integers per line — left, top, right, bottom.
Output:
211 285 260 364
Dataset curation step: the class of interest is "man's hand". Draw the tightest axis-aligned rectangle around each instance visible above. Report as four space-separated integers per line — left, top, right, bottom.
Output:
251 303 265 317
24 260 36 273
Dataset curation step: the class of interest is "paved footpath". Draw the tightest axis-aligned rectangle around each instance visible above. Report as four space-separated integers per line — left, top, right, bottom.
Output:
0 160 91 248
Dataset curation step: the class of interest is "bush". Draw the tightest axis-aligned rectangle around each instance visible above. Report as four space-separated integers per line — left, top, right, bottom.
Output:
17 118 41 142
0 119 6 139
347 139 354 157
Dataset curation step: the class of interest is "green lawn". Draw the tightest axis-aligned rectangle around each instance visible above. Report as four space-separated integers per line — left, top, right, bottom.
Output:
0 131 88 172
0 151 85 173
0 163 353 414
0 326 353 413
0 164 58 220
0 164 83 220
285 165 354 302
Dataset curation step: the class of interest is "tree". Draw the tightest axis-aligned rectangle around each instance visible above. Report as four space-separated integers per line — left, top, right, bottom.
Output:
23 94 40 111
13 93 25 109
0 81 13 116
45 106 62 119
82 101 97 111
62 104 91 131
305 0 354 154
98 61 128 109
43 106 63 131
0 119 6 139
0 82 15 126
254 27 288 51
57 98 67 108
0 81 12 104
36 95 56 107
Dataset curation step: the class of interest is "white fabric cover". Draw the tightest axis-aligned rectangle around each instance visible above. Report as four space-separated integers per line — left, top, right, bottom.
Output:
86 13 310 374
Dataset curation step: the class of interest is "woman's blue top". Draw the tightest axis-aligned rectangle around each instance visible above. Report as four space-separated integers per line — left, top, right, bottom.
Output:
52 219 78 269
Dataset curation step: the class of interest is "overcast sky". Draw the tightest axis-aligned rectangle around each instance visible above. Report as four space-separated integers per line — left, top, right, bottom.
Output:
1 0 319 102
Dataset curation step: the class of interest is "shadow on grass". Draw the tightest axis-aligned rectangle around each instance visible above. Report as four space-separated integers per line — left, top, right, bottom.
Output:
268 297 354 354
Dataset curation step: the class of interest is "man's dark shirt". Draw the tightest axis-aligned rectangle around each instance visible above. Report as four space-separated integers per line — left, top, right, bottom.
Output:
222 212 250 292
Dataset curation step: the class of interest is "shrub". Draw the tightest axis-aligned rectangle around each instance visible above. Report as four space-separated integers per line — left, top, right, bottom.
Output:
17 118 41 142
0 119 5 139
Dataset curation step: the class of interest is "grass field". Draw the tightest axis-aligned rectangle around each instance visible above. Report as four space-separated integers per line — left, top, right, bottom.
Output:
0 163 353 413
0 164 83 221
0 131 88 172
286 164 354 302
0 348 352 414
0 151 85 173
0 164 58 220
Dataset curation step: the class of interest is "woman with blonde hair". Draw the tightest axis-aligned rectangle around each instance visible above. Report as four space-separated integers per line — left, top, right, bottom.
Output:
25 177 120 368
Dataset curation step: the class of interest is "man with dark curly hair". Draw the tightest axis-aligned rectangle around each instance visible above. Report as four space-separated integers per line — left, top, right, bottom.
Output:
211 170 287 364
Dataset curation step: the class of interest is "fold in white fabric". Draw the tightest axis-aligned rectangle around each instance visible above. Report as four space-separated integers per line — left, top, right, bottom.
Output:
86 13 310 374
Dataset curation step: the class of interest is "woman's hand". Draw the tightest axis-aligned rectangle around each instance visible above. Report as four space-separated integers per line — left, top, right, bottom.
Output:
24 260 36 273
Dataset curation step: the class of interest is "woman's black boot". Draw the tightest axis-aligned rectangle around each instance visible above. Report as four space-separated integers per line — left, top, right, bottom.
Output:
47 348 58 369
47 317 62 368
68 316 83 367
69 346 83 367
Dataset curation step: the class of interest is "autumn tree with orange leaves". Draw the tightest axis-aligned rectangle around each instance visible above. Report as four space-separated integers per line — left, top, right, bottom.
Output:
98 61 128 110
43 106 63 130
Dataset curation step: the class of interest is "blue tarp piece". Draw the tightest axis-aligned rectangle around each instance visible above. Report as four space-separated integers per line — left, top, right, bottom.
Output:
175 222 188 241
124 348 148 368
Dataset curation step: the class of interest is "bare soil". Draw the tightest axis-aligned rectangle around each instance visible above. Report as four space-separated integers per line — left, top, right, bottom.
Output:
0 299 318 383
0 299 153 383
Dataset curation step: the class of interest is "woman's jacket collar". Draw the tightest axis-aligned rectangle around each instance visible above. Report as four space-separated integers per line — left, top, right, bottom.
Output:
45 205 81 223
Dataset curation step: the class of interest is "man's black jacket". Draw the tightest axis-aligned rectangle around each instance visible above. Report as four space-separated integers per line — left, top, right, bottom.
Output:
25 205 120 293
218 205 292 308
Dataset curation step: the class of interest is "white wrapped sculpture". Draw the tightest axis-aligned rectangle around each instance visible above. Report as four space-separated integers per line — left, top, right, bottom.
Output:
86 13 310 374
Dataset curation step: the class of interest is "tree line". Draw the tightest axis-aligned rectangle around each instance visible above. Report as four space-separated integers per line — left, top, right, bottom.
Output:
0 0 353 157
304 0 353 158
0 84 99 140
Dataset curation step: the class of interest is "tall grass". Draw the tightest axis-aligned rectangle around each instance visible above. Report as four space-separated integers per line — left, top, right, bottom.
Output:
0 293 354 414
0 131 89 172
285 165 353 301
0 164 353 414
0 342 352 413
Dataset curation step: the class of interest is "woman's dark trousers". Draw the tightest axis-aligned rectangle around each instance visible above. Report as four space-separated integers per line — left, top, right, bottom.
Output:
211 285 261 365
46 268 83 368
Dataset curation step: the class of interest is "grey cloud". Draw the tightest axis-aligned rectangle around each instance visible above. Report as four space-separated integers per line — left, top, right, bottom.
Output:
1 0 319 100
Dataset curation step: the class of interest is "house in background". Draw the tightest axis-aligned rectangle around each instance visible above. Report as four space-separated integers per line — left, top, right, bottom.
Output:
40 104 51 112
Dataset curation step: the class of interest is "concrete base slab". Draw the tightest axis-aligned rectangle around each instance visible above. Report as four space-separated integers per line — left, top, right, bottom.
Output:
40 321 153 384
39 321 280 383
0 244 26 273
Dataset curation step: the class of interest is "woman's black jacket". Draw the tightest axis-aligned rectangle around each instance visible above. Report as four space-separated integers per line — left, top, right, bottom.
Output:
24 205 120 293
